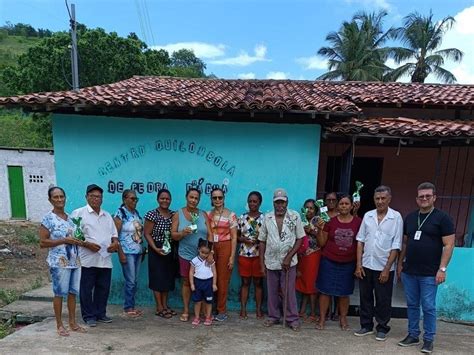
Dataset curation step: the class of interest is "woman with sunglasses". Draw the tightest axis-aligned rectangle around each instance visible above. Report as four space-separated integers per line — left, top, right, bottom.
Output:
113 189 144 318
208 188 238 322
171 188 213 322
144 189 178 319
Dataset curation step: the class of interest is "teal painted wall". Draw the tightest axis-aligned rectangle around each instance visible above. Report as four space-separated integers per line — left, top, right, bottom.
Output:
52 114 321 310
437 248 474 322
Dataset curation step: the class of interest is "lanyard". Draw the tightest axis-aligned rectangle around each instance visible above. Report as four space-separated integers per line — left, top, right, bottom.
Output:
417 208 434 230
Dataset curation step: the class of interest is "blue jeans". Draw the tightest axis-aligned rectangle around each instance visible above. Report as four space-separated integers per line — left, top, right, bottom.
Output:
401 272 438 341
121 253 141 311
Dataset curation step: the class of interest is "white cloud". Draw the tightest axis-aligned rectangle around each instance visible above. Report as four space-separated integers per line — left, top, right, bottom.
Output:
296 55 327 70
266 71 288 80
151 42 226 59
237 72 256 79
210 44 270 66
438 6 474 84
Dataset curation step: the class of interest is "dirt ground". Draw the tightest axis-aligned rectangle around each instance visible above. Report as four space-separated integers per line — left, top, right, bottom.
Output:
0 221 50 307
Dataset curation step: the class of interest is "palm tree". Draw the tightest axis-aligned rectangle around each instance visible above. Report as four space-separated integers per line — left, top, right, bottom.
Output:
389 11 463 83
317 11 396 81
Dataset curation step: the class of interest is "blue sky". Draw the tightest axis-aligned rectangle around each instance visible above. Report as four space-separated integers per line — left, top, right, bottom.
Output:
1 0 473 83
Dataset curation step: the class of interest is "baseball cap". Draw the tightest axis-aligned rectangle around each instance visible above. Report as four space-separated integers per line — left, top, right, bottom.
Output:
86 184 103 194
273 188 288 202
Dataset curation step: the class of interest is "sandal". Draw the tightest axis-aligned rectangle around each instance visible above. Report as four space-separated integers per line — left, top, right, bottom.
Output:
69 324 87 333
239 312 248 320
155 310 172 319
340 322 350 331
165 308 177 316
123 310 141 318
315 323 325 330
57 326 70 337
203 316 213 326
305 315 318 323
263 319 280 327
289 323 300 332
192 317 200 326
179 313 189 322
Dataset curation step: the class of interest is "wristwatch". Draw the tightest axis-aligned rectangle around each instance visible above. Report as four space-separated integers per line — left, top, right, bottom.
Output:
439 267 447 272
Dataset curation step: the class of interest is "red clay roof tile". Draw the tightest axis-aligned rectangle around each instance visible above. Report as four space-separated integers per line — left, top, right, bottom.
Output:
326 117 474 137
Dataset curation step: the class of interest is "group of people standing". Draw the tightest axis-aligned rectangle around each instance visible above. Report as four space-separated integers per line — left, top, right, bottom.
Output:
39 181 455 354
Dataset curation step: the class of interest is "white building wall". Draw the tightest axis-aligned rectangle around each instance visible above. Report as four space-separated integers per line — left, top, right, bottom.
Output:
0 148 56 222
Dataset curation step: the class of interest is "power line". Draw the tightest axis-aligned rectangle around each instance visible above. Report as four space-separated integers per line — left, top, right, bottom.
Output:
142 0 156 46
134 0 147 43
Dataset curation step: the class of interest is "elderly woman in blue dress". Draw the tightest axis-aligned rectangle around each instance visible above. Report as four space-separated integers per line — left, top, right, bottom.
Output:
113 189 144 317
39 186 86 336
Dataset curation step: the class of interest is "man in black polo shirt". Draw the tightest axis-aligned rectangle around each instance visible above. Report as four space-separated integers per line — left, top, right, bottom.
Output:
397 182 455 353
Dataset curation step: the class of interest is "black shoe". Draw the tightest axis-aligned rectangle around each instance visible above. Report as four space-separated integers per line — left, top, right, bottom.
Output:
398 335 420 347
97 316 112 323
375 332 387 341
421 340 433 353
85 319 97 327
354 328 374 337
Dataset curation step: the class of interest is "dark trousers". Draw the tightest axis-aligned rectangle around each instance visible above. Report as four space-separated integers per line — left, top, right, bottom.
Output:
359 267 394 334
80 266 112 322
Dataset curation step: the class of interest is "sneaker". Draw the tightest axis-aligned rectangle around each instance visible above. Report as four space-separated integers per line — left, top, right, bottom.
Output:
214 313 228 322
85 319 97 327
97 316 113 323
354 328 374 337
398 335 420 347
421 340 434 353
375 332 387 341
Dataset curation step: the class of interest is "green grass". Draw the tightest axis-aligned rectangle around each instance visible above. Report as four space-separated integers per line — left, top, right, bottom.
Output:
0 289 18 306
0 35 41 67
0 319 15 339
19 232 40 246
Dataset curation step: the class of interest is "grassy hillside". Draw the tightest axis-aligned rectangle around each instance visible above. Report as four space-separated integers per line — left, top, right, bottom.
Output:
0 34 41 68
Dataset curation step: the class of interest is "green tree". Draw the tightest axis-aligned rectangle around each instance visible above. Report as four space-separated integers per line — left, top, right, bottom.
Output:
389 11 463 83
317 11 397 81
170 49 206 78
1 26 208 94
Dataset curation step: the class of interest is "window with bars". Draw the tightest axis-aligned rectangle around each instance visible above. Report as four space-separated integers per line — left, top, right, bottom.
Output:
29 175 44 183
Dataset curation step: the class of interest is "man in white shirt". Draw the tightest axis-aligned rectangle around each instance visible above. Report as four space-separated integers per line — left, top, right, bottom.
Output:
71 184 118 327
354 185 403 341
258 188 305 331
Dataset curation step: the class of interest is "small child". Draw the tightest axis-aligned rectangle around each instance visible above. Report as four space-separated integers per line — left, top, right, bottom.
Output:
189 238 217 326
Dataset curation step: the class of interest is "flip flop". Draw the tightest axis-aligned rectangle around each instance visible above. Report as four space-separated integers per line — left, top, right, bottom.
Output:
289 324 300 332
155 310 172 319
179 313 189 322
70 324 87 333
256 313 265 320
239 312 248 320
57 326 70 337
315 323 324 330
305 315 318 323
123 310 141 318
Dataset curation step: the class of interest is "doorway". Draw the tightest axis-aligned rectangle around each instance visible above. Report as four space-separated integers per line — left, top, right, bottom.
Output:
7 166 27 219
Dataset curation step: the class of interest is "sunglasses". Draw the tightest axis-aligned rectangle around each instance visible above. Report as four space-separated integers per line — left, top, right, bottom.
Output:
212 196 224 200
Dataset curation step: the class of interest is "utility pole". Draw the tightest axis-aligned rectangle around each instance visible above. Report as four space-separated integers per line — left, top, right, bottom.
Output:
69 3 79 90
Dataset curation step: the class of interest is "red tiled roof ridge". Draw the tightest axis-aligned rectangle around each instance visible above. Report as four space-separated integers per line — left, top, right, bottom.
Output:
1 76 474 113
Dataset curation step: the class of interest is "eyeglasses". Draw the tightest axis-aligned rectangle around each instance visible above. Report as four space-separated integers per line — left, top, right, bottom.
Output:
128 197 139 202
212 196 224 200
417 194 433 200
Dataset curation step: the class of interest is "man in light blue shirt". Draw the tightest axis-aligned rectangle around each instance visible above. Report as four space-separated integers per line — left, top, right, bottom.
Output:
354 185 403 341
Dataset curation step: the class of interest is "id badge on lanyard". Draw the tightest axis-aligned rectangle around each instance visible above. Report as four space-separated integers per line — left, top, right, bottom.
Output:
414 230 422 240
